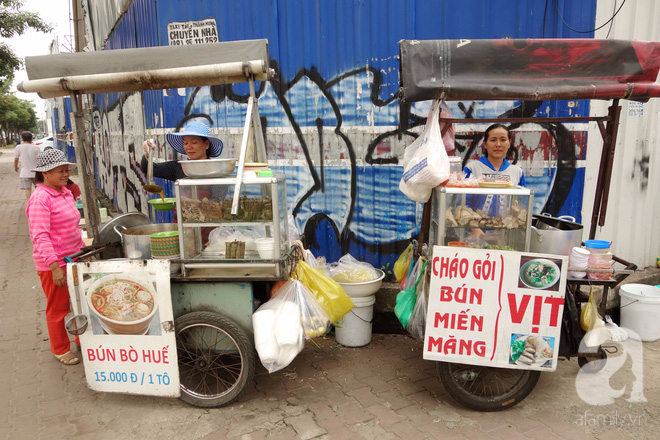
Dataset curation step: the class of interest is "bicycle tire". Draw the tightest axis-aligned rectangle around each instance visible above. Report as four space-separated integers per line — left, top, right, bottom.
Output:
436 361 541 411
175 311 255 408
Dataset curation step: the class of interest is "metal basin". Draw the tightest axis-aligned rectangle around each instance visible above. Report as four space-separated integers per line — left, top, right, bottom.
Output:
179 158 236 178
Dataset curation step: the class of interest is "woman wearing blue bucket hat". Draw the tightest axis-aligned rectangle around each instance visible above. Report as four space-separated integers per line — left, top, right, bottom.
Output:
141 120 224 182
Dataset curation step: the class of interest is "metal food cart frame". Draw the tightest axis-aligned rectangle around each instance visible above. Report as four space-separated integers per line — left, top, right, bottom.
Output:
399 38 660 411
20 39 303 408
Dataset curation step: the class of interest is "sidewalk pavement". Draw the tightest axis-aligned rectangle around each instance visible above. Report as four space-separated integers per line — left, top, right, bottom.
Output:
1 148 659 440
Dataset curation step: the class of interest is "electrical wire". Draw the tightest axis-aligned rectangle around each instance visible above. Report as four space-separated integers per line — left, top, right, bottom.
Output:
554 0 627 34
605 1 617 39
542 0 549 38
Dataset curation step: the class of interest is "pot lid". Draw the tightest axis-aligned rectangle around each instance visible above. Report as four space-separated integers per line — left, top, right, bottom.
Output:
94 212 150 245
533 214 583 231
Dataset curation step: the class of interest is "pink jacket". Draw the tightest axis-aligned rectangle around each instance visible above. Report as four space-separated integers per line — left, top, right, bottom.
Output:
26 184 84 271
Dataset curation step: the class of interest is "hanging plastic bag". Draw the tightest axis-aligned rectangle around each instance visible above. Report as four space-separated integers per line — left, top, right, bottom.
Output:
393 243 414 284
294 280 332 339
326 253 379 282
579 287 612 347
580 287 599 332
253 280 305 373
294 260 354 323
394 258 427 329
399 99 451 203
406 264 429 341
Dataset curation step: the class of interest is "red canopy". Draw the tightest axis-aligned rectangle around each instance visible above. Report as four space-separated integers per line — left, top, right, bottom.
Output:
399 39 660 102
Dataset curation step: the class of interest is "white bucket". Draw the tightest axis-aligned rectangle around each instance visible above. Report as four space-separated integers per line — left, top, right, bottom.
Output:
620 284 660 342
255 238 275 259
335 295 376 347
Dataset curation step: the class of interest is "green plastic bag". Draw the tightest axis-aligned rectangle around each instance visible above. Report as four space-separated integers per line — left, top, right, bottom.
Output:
394 258 426 329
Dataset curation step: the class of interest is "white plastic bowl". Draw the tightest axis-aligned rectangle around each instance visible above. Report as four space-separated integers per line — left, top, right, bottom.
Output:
336 269 385 298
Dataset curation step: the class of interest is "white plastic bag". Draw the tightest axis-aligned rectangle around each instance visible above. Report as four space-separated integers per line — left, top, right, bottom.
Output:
326 253 378 282
399 100 451 202
252 281 305 373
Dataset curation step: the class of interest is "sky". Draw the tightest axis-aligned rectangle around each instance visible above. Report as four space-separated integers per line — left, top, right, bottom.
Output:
2 0 74 120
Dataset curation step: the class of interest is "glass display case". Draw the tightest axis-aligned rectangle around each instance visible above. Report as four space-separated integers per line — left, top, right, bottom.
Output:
430 186 533 252
174 174 290 279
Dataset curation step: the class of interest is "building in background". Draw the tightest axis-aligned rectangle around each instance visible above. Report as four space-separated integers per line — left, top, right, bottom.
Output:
48 0 659 268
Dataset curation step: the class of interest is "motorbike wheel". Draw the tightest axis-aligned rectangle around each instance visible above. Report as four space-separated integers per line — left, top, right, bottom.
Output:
436 362 541 411
175 312 255 408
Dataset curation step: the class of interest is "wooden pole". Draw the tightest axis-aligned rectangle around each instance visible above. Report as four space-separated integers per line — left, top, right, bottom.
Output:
70 91 100 240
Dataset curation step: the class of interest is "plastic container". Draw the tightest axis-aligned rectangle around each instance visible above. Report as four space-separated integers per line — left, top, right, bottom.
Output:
584 240 611 254
587 252 612 280
335 295 376 347
619 284 660 341
255 238 275 259
568 247 590 279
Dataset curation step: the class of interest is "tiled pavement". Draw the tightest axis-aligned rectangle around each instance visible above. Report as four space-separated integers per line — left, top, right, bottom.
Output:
1 148 659 440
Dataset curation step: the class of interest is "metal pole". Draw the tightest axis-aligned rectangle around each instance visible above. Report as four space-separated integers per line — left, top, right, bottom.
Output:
596 100 622 228
588 100 620 239
70 92 100 240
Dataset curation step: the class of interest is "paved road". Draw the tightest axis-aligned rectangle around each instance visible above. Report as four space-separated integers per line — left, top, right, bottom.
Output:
1 148 658 440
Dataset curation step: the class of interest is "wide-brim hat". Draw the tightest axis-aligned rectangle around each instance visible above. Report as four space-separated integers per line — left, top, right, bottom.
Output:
31 149 75 172
166 121 223 158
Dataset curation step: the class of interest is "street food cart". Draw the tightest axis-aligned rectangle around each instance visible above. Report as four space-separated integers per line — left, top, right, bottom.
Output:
19 39 300 408
398 38 659 411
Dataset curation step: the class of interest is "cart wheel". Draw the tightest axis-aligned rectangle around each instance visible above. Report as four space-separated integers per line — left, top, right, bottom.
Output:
436 362 541 412
175 311 255 408
577 347 607 373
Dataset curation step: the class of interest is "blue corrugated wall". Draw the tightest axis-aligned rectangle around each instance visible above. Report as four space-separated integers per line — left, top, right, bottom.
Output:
82 0 597 272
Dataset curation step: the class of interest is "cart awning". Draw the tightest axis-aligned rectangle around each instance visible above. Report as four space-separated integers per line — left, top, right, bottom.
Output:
399 39 660 102
18 39 273 98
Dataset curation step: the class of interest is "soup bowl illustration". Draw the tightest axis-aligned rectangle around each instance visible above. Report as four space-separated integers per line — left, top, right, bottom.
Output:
86 273 159 335
520 258 561 290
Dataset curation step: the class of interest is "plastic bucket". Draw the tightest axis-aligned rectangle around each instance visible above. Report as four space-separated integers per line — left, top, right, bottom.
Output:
335 295 376 347
619 284 660 341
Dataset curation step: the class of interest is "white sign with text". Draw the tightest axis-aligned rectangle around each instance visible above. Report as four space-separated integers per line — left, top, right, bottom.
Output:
423 247 568 371
167 18 218 45
68 260 179 397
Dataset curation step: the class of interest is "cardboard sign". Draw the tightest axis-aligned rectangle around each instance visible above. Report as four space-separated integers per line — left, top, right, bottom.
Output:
167 19 218 46
423 247 568 371
67 260 179 397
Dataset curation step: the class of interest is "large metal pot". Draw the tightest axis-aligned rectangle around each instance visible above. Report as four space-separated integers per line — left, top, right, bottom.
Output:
114 223 178 259
530 214 583 256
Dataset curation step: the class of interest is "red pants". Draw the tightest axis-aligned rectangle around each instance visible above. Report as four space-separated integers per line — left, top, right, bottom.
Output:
38 269 77 355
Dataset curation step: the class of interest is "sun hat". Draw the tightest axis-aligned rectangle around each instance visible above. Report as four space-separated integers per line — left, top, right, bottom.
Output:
31 149 76 172
166 121 223 158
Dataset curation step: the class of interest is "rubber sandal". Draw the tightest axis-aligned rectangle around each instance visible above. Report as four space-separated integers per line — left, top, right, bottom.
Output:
55 351 80 366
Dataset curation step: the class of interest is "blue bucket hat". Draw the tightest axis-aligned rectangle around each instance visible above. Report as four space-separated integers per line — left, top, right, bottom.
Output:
166 121 223 158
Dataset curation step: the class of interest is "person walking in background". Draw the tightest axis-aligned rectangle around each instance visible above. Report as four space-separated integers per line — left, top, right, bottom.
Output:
26 149 84 366
14 131 41 199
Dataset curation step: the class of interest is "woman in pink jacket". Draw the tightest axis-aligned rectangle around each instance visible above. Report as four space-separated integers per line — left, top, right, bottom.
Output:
26 149 84 366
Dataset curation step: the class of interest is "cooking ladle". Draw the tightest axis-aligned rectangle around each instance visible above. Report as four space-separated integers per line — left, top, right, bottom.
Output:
142 141 165 201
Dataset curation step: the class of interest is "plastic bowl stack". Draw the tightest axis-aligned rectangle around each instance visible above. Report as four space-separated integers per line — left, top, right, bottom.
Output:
568 247 590 278
150 231 180 275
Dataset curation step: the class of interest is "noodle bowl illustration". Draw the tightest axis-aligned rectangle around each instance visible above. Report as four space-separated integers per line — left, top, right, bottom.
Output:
520 258 560 290
87 273 159 335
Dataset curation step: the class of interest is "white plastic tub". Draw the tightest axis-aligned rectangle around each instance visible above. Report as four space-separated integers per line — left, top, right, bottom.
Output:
335 295 376 347
619 284 660 342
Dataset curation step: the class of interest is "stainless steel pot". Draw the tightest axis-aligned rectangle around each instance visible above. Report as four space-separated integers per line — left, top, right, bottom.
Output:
113 223 178 259
530 214 583 256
